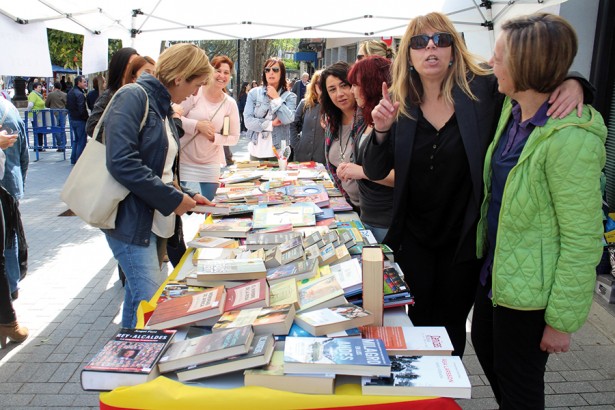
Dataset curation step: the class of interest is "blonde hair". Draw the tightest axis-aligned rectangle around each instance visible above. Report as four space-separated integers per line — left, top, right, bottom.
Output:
155 43 212 89
391 12 491 118
303 70 322 111
359 40 395 60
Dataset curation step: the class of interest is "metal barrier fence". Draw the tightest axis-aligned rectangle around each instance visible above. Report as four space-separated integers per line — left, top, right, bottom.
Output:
23 109 72 161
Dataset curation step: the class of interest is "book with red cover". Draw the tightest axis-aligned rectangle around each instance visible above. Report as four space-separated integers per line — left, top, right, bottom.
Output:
224 278 270 311
146 286 226 330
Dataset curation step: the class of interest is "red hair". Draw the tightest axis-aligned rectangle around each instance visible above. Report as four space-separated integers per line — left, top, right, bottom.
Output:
347 56 392 125
211 55 234 71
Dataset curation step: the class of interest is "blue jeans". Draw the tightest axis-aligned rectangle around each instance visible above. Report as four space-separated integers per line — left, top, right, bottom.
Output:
362 222 389 244
69 119 87 164
4 233 20 295
105 233 167 328
52 112 67 149
181 181 219 201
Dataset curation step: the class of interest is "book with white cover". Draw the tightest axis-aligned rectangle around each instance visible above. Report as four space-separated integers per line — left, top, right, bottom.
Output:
361 355 471 399
294 303 374 336
360 326 453 356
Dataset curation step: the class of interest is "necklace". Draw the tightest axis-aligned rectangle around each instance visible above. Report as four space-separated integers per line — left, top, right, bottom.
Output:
339 108 357 162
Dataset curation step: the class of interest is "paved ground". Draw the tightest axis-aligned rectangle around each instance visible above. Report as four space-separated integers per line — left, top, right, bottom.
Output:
1 140 614 409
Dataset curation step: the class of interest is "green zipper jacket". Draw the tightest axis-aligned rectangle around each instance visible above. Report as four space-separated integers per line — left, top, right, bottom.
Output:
477 98 606 333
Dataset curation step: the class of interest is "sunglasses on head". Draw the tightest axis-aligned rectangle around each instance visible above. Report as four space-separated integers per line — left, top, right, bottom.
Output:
356 54 365 61
409 32 454 50
264 67 280 73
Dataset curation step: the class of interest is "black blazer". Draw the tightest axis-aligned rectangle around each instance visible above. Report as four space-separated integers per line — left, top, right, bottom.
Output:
363 74 502 263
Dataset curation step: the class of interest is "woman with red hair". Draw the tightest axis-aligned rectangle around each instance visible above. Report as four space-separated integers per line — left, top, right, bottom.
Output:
336 56 394 242
178 55 240 199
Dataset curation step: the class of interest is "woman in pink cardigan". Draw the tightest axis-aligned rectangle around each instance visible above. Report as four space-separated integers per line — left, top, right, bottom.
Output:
178 55 240 199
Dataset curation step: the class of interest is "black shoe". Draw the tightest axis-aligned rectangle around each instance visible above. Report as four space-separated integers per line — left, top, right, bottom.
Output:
10 290 18 301
56 148 65 152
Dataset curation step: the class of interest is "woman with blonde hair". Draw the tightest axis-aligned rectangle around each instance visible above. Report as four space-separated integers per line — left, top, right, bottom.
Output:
179 55 240 199
102 43 212 327
356 40 394 61
290 70 326 164
364 12 590 357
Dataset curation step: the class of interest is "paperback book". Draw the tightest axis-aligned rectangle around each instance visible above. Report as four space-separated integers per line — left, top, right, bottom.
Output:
283 336 391 377
244 347 335 394
199 218 253 238
265 259 319 286
213 304 296 335
296 274 347 313
252 205 316 229
81 328 176 391
176 334 275 381
361 355 471 399
196 259 267 281
146 286 226 330
294 303 374 336
224 278 269 311
360 326 454 356
158 326 254 373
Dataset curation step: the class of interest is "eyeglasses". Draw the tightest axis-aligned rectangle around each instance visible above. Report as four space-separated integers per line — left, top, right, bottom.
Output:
264 67 280 73
409 32 454 50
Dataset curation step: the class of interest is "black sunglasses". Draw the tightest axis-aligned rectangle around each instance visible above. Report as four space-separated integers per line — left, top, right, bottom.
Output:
264 67 280 73
409 32 454 50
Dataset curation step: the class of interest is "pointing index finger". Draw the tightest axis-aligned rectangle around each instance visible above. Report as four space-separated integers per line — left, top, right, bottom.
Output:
382 82 391 103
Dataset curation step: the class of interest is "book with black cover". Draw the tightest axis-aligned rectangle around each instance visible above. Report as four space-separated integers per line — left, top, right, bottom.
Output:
81 328 176 391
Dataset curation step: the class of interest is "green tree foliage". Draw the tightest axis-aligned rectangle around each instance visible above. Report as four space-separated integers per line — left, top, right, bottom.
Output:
47 29 83 69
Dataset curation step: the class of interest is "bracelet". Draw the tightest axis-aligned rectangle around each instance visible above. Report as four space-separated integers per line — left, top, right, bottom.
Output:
374 127 390 134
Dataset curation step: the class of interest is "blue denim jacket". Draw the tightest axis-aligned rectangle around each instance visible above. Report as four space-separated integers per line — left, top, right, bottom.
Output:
0 99 28 200
102 73 191 246
243 86 297 149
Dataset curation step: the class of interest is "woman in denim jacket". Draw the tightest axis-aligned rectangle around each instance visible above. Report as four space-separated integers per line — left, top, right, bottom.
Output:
103 44 212 328
244 58 297 160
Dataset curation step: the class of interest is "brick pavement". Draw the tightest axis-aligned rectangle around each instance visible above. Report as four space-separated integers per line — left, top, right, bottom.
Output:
0 144 614 409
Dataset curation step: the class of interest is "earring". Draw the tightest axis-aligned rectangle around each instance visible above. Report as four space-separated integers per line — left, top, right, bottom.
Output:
409 65 415 72
448 61 453 67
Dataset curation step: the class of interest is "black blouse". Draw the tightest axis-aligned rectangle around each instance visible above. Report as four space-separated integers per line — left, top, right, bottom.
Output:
404 110 473 248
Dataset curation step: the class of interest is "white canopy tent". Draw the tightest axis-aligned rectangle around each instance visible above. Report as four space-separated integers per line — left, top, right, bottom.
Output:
0 0 565 76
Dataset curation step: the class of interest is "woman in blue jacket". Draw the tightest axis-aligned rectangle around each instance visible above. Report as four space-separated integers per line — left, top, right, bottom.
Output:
102 43 212 328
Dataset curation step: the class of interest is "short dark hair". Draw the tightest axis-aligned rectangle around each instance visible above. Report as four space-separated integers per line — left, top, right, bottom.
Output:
261 58 286 92
54 82 61 89
501 13 577 93
32 82 40 89
319 61 351 136
74 76 85 85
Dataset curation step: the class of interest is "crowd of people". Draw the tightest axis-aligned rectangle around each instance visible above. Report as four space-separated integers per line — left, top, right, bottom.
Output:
0 10 608 409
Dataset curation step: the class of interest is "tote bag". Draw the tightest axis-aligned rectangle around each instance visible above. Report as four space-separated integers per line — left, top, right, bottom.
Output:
60 84 149 229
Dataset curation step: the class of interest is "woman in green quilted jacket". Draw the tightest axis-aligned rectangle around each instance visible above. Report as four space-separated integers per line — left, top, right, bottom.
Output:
471 13 607 410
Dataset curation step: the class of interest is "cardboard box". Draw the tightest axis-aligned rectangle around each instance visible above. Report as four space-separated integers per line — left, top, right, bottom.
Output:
595 274 615 304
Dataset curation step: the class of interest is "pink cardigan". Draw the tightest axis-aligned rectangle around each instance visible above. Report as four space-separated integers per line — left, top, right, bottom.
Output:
179 88 240 166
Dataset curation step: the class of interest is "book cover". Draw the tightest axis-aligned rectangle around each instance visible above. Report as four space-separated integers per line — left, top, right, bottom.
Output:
196 259 267 281
328 197 353 212
294 303 374 336
158 326 254 373
265 259 319 286
361 355 471 399
245 231 302 250
269 278 299 307
283 337 391 377
330 258 363 296
252 205 315 229
176 334 276 381
224 278 269 311
146 287 226 330
185 236 237 249
213 304 295 336
297 274 346 313
81 328 176 391
360 326 453 356
193 203 262 216
383 265 408 295
191 247 237 266
244 347 335 395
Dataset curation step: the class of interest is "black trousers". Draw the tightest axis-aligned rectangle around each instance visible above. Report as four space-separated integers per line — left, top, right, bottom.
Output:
0 200 15 324
471 282 549 410
396 237 481 357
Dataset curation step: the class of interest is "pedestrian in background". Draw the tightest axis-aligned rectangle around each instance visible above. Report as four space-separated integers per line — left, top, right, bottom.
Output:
45 81 67 152
66 76 89 164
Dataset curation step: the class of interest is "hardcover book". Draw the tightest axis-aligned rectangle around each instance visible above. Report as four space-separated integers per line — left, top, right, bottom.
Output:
294 303 374 336
176 334 275 381
81 328 176 391
297 274 347 313
224 278 270 311
196 259 267 281
212 304 295 336
158 326 254 373
283 337 391 377
146 286 226 330
361 355 471 399
244 347 335 394
360 326 453 356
